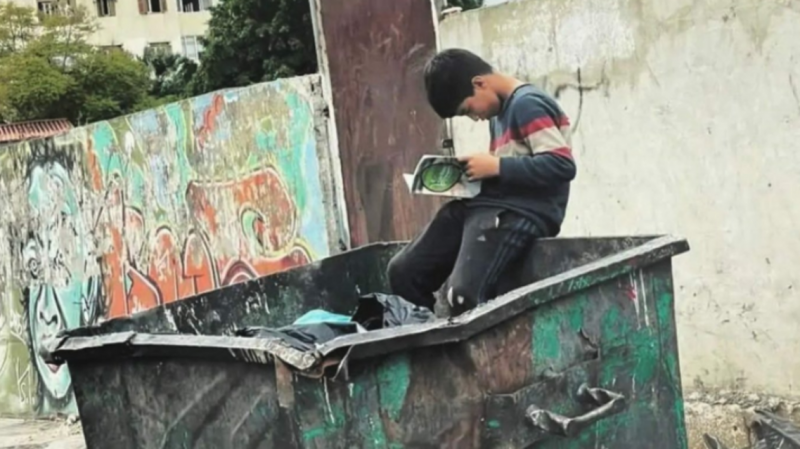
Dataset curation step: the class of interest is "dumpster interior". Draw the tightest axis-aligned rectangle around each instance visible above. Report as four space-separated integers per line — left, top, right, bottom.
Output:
45 235 683 376
53 236 658 337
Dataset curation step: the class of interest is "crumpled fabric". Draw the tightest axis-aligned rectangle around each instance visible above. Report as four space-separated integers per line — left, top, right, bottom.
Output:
292 309 352 326
236 321 360 352
235 293 434 351
352 293 435 330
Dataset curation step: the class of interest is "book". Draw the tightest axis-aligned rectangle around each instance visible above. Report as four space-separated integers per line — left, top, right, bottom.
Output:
403 155 481 199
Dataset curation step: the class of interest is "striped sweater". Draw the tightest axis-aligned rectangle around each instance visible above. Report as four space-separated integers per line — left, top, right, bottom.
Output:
467 84 576 236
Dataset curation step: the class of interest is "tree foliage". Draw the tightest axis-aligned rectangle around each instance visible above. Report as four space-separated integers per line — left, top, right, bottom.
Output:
189 0 317 95
141 49 198 104
0 2 154 124
74 49 153 123
0 3 37 56
447 0 483 11
0 0 326 124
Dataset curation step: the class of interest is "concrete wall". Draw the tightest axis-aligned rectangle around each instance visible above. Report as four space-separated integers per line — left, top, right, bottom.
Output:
0 74 339 417
439 0 800 407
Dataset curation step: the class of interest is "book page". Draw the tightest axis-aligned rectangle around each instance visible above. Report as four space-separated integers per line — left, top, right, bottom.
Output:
403 155 481 199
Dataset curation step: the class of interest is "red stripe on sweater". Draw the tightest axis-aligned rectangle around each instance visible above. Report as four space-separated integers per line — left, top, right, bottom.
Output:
549 146 573 159
490 115 570 151
518 116 556 139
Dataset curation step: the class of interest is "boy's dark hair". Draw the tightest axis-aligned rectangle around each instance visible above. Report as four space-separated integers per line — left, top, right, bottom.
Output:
423 49 493 118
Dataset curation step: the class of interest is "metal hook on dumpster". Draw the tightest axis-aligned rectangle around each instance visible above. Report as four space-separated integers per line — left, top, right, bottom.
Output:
526 383 626 438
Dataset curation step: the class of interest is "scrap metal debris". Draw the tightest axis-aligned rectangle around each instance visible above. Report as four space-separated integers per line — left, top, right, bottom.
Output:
704 410 800 449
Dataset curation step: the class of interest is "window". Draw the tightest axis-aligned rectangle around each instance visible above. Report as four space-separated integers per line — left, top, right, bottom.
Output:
99 44 123 53
97 0 115 16
181 36 203 61
138 0 166 14
148 0 165 13
178 0 210 12
147 42 172 55
37 1 56 15
38 0 74 15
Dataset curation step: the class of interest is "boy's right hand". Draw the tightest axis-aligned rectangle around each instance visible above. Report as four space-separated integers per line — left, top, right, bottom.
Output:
459 154 500 181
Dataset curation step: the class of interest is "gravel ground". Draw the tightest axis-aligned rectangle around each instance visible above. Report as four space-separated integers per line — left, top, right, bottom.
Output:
0 418 85 449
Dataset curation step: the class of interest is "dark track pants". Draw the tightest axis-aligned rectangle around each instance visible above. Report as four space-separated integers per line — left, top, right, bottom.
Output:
387 201 540 316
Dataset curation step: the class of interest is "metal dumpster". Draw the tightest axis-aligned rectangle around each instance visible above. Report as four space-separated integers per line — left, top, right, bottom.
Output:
44 235 690 449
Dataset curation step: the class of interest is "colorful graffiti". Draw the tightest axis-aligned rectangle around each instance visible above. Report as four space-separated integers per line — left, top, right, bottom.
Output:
23 145 102 413
0 201 39 416
0 75 333 416
97 164 313 318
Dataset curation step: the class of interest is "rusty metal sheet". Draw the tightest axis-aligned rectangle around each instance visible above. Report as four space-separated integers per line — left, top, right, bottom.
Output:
316 0 445 246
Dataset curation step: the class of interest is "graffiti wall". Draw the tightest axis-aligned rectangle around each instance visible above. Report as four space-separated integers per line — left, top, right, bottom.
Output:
0 74 338 417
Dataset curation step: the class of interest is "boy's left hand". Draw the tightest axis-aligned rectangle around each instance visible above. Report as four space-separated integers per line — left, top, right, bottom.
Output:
459 154 500 181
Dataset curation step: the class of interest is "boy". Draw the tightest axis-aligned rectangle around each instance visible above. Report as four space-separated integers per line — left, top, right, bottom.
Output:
387 48 576 316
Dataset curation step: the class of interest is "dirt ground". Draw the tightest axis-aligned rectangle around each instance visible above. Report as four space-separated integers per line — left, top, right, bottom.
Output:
0 418 85 449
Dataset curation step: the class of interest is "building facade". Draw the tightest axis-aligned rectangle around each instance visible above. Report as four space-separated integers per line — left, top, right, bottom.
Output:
8 0 209 59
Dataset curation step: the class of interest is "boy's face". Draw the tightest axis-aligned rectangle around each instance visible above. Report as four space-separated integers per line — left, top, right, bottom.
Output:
456 76 501 121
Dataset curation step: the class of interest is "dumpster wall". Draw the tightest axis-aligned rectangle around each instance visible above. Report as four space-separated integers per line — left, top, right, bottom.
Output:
0 75 341 417
438 0 800 445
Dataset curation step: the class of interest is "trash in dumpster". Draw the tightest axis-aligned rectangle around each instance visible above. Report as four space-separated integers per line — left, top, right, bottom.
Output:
236 322 363 352
350 292 435 329
292 309 352 326
236 293 435 352
703 409 800 449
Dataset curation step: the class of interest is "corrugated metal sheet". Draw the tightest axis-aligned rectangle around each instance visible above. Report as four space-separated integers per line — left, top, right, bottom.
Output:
0 119 73 143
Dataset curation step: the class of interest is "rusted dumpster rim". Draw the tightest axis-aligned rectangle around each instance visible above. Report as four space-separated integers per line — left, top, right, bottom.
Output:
44 235 688 370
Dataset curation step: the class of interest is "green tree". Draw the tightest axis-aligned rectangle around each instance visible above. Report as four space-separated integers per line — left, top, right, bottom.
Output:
140 49 198 104
0 52 79 122
73 49 153 123
447 0 483 10
189 0 317 95
0 2 155 124
0 3 36 56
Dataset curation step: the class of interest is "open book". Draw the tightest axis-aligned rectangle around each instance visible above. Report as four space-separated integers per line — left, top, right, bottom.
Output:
403 155 481 199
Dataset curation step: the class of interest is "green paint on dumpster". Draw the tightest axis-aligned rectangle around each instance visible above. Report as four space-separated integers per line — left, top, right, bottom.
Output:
301 386 346 442
348 371 391 449
655 281 689 449
358 413 388 449
376 353 411 421
600 304 632 346
532 307 561 362
531 297 586 369
567 298 586 332
302 409 345 442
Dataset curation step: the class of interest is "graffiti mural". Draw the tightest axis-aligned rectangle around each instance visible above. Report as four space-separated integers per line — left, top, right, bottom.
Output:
22 140 102 414
0 75 334 416
0 168 39 415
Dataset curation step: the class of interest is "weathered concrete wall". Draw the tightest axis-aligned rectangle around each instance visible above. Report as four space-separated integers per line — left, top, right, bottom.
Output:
0 75 339 417
440 0 800 445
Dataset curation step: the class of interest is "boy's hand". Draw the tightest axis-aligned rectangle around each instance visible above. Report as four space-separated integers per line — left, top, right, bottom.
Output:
459 154 500 181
